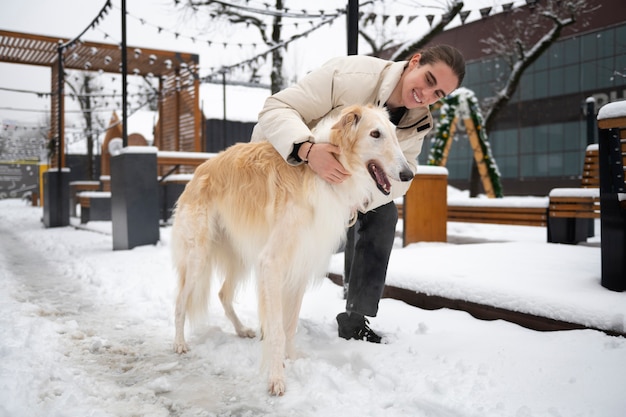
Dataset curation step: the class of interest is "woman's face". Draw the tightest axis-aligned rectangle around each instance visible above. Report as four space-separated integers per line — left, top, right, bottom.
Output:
400 54 459 109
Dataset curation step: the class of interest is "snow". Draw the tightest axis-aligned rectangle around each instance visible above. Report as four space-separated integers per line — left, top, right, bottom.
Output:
121 146 157 155
416 165 448 175
1 198 626 417
549 188 599 198
597 100 626 120
157 151 218 160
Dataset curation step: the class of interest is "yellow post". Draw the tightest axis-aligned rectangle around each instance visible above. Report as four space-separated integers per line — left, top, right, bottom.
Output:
463 116 495 198
403 166 448 245
439 115 458 167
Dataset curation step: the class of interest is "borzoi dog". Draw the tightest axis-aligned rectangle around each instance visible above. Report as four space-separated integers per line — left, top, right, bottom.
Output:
171 104 414 396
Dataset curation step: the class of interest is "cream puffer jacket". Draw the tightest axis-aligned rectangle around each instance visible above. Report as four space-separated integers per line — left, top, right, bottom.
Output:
251 55 433 212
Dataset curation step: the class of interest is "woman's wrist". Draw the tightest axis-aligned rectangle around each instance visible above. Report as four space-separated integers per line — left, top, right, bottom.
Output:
298 141 314 163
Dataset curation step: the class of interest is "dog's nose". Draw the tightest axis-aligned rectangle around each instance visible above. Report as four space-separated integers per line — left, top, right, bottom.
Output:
399 169 414 182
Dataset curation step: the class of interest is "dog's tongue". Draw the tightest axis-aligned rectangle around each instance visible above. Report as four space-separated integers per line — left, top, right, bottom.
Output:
369 162 391 195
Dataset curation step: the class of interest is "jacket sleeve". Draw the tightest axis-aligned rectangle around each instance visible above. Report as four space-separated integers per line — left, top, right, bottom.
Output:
253 56 385 165
253 59 342 164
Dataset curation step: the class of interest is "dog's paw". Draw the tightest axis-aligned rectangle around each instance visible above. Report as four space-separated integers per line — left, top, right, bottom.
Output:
268 378 286 396
236 327 256 339
173 341 189 354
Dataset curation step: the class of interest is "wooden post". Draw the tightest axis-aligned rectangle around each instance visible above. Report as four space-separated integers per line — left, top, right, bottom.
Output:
439 115 457 167
403 166 448 245
463 115 495 198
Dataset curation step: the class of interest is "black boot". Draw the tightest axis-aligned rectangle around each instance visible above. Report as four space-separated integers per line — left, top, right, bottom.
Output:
336 312 382 343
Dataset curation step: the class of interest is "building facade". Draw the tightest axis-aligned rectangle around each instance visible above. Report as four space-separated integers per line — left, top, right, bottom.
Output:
416 0 626 195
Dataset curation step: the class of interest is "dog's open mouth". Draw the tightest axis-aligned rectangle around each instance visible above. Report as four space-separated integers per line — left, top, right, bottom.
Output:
368 160 391 195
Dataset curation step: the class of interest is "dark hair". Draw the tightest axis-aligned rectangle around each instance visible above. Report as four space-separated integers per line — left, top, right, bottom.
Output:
417 44 465 88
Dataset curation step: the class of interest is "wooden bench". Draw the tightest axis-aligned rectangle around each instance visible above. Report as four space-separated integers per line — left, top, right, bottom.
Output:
78 191 111 223
157 151 215 222
596 102 626 291
69 180 100 217
548 141 625 244
447 199 548 227
76 150 215 224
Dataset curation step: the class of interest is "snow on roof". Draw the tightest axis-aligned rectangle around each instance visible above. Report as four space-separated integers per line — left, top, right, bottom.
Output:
199 83 270 123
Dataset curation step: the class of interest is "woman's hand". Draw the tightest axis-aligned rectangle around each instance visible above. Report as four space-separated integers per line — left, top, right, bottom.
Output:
300 142 350 184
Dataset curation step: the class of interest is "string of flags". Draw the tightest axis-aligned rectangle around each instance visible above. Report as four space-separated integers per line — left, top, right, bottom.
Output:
2 0 525 121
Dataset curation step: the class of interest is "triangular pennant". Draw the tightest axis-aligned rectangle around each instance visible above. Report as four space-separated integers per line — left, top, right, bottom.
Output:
460 10 471 24
479 7 492 18
426 15 434 27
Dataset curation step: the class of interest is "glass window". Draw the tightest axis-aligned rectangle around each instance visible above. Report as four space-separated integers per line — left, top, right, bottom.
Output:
534 51 548 71
520 155 534 177
581 61 597 90
498 155 518 178
581 33 597 61
535 154 548 176
520 127 534 153
547 153 563 176
549 42 564 67
563 151 583 177
617 26 626 53
465 62 480 85
520 72 534 101
533 70 548 99
534 125 549 153
548 124 563 152
616 52 626 77
597 29 614 58
549 66 565 96
598 57 615 88
563 64 580 95
564 37 580 66
481 59 495 83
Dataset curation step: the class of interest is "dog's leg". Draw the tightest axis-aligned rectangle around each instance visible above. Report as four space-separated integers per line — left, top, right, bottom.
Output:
173 244 211 354
258 259 286 396
283 284 306 360
174 271 191 354
218 259 256 338
257 209 305 396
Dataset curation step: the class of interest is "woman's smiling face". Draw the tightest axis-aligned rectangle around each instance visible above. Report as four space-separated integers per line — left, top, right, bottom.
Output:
401 54 459 109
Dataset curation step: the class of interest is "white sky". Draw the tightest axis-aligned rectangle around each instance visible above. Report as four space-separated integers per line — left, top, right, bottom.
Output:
0 0 522 126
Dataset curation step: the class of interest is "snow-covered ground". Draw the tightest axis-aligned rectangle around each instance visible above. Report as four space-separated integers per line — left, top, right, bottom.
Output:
1 198 625 417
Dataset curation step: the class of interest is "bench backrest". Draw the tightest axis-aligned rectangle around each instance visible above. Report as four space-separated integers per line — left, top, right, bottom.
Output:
581 140 626 189
581 147 599 188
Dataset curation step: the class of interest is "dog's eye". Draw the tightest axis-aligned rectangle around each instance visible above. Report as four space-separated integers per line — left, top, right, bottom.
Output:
370 129 381 139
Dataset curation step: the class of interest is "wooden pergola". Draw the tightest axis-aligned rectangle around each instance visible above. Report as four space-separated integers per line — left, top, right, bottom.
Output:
0 29 203 167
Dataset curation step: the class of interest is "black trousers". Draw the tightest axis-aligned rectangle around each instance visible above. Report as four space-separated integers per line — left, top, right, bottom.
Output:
343 201 398 317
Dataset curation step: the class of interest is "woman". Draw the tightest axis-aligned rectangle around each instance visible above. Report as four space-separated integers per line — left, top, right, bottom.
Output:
251 44 465 343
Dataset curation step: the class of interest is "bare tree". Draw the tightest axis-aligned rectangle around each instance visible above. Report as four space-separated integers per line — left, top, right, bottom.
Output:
387 1 464 61
180 0 289 93
480 0 595 133
65 71 107 180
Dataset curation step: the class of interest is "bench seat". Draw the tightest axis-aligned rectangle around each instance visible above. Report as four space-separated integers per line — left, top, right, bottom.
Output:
78 191 111 223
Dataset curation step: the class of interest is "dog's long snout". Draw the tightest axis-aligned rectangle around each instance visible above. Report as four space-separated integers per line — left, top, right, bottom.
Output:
399 168 414 182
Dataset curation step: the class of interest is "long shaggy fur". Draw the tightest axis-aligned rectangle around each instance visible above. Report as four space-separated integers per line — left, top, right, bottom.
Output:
171 104 413 396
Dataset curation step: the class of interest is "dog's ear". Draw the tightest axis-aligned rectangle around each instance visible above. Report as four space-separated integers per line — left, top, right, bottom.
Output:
332 106 362 131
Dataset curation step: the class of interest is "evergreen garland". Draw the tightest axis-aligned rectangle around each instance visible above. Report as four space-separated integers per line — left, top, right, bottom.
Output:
427 94 458 166
427 88 503 198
